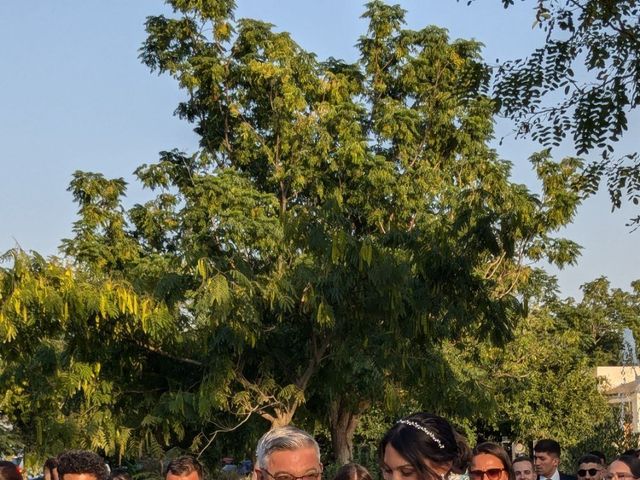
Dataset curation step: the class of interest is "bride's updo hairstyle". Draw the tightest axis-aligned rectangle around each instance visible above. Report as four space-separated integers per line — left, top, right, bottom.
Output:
379 412 471 480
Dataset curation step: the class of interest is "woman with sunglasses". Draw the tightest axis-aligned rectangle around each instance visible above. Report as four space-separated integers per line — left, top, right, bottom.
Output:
379 412 471 480
469 442 514 480
606 455 640 480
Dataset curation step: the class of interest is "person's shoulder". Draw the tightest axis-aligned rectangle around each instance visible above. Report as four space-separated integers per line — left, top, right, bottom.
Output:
559 472 576 480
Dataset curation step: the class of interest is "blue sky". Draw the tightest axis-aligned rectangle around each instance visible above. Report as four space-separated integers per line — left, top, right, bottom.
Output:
1 1 637 299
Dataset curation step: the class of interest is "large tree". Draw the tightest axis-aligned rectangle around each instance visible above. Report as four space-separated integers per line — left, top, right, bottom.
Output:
1 0 586 465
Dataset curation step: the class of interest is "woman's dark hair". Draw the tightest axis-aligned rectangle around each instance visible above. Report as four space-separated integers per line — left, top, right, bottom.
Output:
621 451 640 460
452 430 473 475
333 464 373 480
612 456 640 478
378 413 471 480
0 461 22 480
472 442 515 480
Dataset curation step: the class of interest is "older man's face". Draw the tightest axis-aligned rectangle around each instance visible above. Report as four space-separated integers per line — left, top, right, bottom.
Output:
257 447 322 480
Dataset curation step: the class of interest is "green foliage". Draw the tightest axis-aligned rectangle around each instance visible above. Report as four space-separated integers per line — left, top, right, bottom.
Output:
440 273 640 456
564 404 639 471
0 420 23 458
464 0 640 226
0 0 594 466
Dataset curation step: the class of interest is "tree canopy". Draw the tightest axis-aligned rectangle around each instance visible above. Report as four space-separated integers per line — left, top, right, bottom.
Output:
0 0 628 469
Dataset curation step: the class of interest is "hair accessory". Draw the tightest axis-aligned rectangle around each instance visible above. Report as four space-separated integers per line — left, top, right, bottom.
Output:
397 419 445 449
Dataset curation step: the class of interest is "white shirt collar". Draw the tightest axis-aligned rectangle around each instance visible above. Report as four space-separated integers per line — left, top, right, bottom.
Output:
548 470 561 480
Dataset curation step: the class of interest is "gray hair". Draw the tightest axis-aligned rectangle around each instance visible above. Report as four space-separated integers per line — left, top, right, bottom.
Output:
255 426 320 469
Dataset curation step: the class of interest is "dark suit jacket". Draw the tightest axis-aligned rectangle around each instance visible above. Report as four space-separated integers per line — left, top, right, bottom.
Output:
537 473 576 480
560 473 577 480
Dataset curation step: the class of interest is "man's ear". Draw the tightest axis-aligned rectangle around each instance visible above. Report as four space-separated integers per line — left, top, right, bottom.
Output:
552 457 560 468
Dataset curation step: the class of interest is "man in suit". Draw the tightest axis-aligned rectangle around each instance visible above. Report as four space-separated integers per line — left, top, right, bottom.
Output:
534 439 576 480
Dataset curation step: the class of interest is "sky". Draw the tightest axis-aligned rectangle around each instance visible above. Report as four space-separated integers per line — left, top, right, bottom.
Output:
0 1 637 300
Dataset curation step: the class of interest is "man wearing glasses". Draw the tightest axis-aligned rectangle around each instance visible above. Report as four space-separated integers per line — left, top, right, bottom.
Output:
576 454 604 480
254 426 322 480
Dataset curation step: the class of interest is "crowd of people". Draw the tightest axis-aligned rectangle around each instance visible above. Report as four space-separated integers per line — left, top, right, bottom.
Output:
1 412 639 480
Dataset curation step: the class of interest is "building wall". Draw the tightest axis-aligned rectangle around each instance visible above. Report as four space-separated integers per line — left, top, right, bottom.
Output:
596 366 640 389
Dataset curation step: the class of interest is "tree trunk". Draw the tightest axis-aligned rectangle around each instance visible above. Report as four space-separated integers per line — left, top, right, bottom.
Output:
329 399 364 466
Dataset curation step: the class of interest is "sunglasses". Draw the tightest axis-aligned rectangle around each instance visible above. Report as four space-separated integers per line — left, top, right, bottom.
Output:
578 470 600 477
469 469 506 480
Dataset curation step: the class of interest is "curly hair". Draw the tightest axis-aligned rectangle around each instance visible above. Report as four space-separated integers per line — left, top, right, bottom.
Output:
57 451 109 480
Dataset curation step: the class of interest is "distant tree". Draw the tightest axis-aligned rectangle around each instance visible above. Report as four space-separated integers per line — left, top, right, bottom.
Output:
442 272 640 459
463 0 640 226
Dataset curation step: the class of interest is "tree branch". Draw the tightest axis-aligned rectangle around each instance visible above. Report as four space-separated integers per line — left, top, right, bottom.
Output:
197 407 258 458
138 341 204 367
